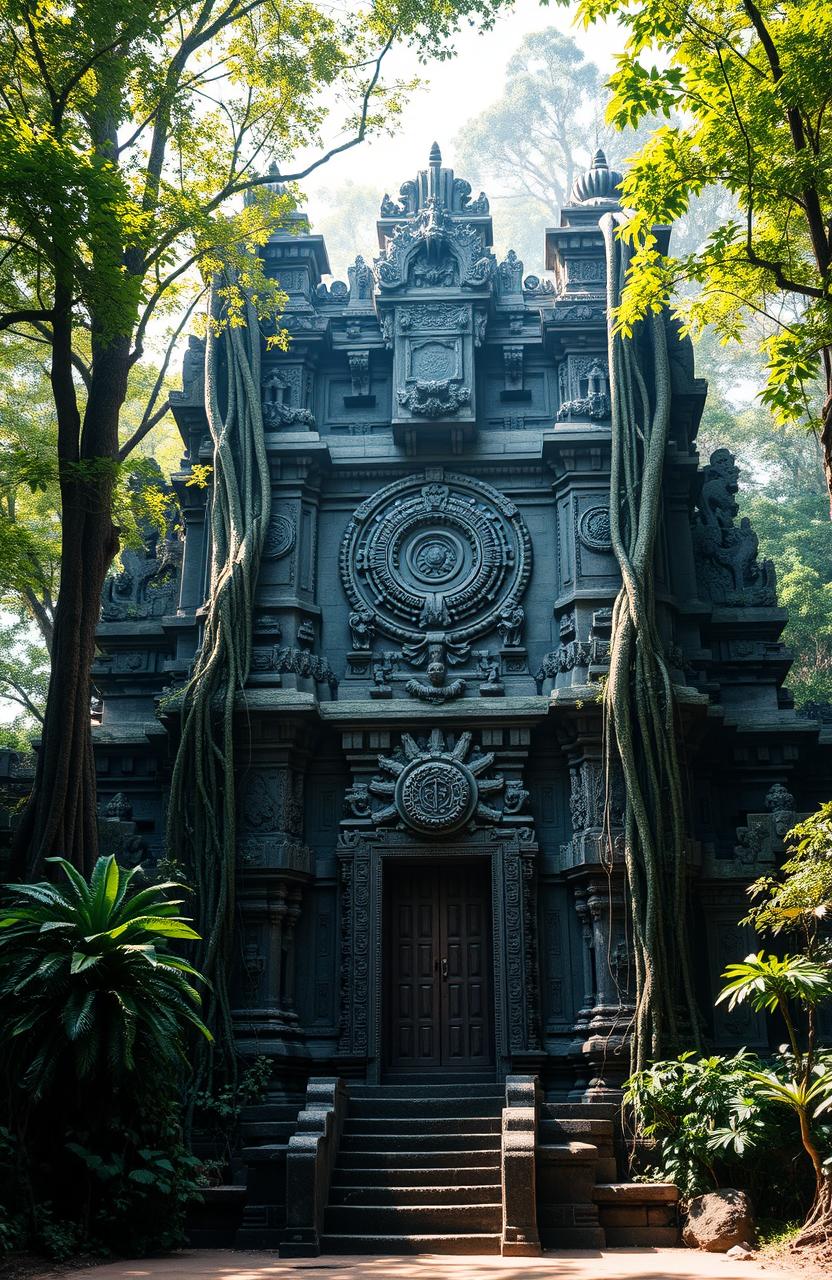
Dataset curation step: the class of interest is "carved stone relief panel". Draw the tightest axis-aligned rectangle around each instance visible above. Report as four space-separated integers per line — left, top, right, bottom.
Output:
339 469 532 649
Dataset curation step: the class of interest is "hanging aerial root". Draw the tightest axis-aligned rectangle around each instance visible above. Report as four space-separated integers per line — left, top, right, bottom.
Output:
166 275 271 1092
600 213 700 1073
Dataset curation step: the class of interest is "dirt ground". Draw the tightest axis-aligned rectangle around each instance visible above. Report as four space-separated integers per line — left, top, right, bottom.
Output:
2 1246 831 1280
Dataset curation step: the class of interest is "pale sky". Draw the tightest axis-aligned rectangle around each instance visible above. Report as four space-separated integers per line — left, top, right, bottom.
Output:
302 1 623 227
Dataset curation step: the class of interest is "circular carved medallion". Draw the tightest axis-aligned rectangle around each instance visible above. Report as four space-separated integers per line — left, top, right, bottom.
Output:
395 758 477 834
340 472 532 645
578 505 612 552
263 514 296 559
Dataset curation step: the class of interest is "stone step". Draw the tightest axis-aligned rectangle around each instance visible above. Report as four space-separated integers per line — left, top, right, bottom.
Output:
541 1102 617 1121
329 1183 502 1207
240 1120 295 1143
319 1233 501 1255
342 1116 501 1136
539 1226 607 1249
333 1166 501 1188
379 1073 499 1087
335 1149 500 1170
540 1117 613 1138
349 1096 503 1119
340 1131 500 1153
538 1200 605 1250
324 1203 502 1234
240 1142 289 1164
349 1083 503 1099
241 1102 302 1123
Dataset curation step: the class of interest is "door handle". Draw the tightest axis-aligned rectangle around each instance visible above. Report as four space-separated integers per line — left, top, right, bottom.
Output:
441 958 448 979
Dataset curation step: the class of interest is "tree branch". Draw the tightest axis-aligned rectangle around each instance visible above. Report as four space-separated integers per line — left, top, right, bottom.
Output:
0 308 54 332
120 285 207 461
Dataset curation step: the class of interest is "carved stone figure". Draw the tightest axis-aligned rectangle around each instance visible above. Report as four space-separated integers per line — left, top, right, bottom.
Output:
261 371 316 428
497 250 524 295
347 255 373 301
348 608 375 650
497 599 524 647
557 358 610 421
504 780 530 815
692 449 777 605
101 468 182 622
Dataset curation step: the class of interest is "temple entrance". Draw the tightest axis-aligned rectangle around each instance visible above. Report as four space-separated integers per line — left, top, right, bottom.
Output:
384 861 495 1074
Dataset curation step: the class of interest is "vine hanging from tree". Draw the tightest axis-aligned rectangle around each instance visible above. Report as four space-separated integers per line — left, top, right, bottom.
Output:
166 275 271 1088
601 211 699 1073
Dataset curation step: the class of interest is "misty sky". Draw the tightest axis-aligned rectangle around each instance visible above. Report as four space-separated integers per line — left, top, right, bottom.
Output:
302 1 622 243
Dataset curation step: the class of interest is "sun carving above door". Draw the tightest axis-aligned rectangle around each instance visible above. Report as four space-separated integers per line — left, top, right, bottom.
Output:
339 470 532 650
348 729 509 837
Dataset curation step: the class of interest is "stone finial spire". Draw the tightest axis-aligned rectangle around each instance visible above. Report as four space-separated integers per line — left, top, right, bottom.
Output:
569 148 623 206
428 141 442 203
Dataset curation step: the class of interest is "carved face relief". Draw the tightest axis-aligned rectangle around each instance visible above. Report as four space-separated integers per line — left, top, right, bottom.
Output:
339 471 532 646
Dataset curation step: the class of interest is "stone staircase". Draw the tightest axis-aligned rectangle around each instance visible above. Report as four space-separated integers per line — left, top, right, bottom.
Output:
320 1079 504 1254
535 1100 616 1248
235 1090 305 1248
246 1075 679 1256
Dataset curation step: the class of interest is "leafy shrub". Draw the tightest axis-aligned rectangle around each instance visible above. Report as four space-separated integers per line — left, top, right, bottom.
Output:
624 1049 817 1216
192 1054 273 1184
0 856 211 1258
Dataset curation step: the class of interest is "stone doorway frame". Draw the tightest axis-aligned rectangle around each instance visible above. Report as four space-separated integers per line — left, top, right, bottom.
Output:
335 830 539 1084
381 855 497 1078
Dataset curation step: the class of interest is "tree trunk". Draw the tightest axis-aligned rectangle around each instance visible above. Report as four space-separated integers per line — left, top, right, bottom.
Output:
10 479 119 880
794 1173 832 1253
10 332 128 880
821 350 832 518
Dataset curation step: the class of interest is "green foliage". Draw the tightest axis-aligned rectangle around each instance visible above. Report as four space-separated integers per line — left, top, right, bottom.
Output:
0 619 49 745
746 801 832 942
716 953 832 1016
456 25 734 266
627 802 832 1233
714 863 832 1234
623 1050 808 1207
0 855 211 1258
0 855 210 1098
192 1055 273 1182
563 0 832 433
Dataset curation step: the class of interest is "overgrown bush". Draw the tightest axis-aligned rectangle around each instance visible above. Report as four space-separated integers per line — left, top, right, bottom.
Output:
0 856 210 1258
626 802 832 1243
624 1049 822 1218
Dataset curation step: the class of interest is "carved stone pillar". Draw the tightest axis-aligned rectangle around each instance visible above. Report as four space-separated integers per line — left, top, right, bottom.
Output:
563 747 633 1099
572 885 595 1035
233 735 315 1060
281 887 303 1015
267 885 287 1014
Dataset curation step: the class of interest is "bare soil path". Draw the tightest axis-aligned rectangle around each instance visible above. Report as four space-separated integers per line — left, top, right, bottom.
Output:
8 1248 828 1280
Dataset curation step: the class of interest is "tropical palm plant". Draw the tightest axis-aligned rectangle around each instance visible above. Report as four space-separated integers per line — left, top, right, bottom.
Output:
0 855 211 1100
717 952 832 1249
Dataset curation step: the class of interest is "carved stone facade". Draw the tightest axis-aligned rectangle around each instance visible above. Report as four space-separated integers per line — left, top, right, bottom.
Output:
86 144 831 1097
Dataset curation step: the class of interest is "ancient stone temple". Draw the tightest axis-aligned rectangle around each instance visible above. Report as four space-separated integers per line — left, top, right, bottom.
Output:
91 144 831 1254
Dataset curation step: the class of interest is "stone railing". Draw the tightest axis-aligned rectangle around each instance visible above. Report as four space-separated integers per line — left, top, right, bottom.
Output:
280 1077 346 1257
501 1073 541 1256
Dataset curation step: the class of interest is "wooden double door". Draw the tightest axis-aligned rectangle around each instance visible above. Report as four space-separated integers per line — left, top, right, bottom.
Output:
384 862 495 1073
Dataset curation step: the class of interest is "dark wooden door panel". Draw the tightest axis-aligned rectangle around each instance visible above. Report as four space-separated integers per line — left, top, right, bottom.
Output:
389 869 440 1068
386 862 494 1072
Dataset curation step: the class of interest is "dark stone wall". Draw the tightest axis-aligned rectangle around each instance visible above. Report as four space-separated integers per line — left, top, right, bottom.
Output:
80 146 832 1095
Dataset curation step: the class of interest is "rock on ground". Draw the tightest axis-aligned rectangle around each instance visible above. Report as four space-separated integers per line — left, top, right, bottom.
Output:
683 1189 756 1253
